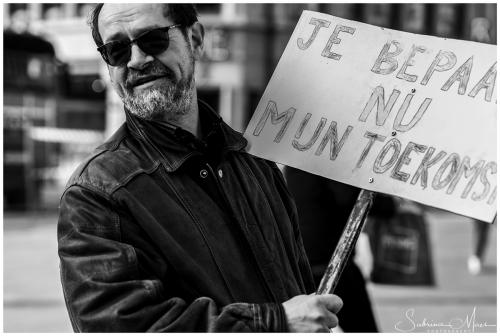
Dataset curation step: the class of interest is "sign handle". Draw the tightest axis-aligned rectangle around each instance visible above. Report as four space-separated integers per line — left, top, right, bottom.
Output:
316 189 375 295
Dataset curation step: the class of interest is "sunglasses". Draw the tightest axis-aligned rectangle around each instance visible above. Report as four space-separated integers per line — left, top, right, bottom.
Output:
97 24 182 66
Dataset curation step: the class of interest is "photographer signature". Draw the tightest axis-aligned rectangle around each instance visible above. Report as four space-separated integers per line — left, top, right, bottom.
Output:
395 307 496 332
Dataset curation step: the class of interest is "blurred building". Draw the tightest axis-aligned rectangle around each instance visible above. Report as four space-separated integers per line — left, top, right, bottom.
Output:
4 30 60 209
4 4 105 210
3 3 497 210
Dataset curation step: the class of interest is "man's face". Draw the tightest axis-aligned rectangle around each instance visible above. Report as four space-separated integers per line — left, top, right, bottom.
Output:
98 4 202 121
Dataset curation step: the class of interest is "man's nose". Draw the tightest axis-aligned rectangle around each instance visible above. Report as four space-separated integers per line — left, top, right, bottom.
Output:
127 43 154 69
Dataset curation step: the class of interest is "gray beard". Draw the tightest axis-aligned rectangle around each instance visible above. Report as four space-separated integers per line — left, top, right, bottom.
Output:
123 76 194 122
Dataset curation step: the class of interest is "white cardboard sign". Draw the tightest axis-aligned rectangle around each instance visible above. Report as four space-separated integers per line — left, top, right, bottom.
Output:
244 11 497 223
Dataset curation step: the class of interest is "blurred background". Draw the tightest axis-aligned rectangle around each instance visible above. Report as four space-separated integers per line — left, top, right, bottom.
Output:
3 3 497 332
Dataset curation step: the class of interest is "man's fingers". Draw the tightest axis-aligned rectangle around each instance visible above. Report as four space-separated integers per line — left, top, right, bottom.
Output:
323 310 339 329
283 294 342 332
316 294 343 313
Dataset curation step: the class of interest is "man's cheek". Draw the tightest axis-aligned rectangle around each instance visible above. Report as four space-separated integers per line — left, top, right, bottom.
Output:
112 83 128 99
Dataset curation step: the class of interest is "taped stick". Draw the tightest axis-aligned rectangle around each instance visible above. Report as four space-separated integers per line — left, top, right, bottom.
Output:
316 189 375 295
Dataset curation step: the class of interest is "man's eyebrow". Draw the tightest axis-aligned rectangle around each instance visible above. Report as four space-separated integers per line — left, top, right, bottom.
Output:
104 25 162 43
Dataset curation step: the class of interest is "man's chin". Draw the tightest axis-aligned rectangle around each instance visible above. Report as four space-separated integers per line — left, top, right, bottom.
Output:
131 107 171 121
124 97 184 122
123 79 194 121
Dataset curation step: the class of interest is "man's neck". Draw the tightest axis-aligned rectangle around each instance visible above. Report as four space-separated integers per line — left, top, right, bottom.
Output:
165 94 201 138
169 109 200 138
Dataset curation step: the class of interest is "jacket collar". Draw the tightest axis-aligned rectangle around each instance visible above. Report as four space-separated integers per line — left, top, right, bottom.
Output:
125 99 247 172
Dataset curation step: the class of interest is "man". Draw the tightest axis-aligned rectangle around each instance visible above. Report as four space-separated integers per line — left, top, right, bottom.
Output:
58 4 342 332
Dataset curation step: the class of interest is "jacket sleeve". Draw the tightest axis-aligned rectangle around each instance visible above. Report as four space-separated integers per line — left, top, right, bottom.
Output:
58 184 288 332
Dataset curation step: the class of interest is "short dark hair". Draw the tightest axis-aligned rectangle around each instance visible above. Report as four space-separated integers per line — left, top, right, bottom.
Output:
88 4 199 47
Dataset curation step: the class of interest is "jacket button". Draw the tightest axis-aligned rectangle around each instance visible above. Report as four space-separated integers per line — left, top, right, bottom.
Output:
218 169 223 178
200 169 208 178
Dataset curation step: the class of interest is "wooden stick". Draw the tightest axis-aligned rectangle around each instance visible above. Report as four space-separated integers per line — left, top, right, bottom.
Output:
316 189 375 295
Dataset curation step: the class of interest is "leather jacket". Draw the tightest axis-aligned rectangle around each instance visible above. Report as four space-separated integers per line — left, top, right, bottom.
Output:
57 102 315 332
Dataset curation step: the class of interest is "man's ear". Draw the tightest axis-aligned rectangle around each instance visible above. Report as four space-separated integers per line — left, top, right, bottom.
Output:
190 21 205 61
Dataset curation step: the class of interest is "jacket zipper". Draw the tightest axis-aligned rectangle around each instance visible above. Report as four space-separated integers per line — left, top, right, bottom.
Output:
204 162 277 302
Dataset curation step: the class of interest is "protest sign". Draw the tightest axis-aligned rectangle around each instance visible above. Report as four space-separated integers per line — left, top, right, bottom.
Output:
244 10 497 223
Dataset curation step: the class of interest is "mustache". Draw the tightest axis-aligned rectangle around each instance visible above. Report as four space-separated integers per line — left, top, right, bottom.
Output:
125 62 176 89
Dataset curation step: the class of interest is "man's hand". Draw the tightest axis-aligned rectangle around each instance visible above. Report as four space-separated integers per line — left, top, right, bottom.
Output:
282 293 343 332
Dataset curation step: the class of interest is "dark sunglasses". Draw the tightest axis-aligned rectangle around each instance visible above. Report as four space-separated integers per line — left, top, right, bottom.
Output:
97 24 182 66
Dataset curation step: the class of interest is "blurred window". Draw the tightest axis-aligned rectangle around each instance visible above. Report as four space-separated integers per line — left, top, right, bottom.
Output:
4 52 56 93
8 3 27 15
42 4 63 20
62 74 105 100
362 4 393 28
196 4 222 14
77 3 96 18
432 4 464 38
318 4 356 20
9 7 29 33
471 17 491 43
59 109 105 131
399 4 427 33
3 128 24 151
204 29 230 62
